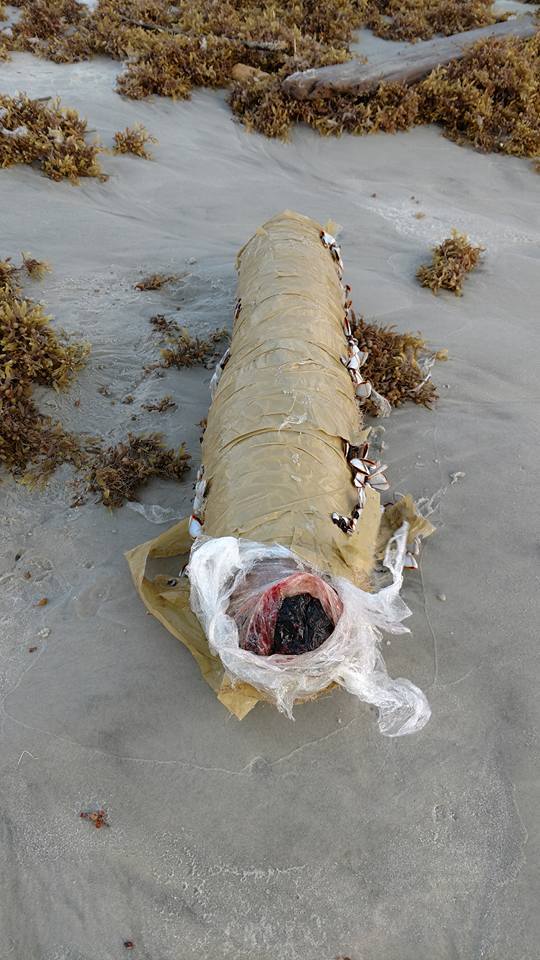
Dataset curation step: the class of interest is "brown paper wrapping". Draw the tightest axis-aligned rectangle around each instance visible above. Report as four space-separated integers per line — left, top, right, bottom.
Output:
126 211 430 719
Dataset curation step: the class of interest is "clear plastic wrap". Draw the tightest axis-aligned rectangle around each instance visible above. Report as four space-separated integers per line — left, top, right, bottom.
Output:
188 522 430 737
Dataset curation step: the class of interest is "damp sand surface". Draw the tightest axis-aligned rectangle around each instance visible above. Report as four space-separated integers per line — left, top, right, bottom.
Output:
0 24 539 960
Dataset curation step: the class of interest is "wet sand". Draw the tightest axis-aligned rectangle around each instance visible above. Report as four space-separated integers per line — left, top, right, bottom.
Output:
1 20 539 960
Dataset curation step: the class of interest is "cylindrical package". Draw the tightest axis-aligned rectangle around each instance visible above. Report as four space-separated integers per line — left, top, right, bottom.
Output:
127 211 433 735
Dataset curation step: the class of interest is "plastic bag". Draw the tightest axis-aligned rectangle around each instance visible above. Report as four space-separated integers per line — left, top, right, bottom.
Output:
188 522 430 737
228 562 343 655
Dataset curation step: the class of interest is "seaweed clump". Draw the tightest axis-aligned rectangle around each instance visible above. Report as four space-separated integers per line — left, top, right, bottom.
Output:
113 123 157 158
364 0 498 42
83 433 190 507
231 32 540 167
419 34 540 159
135 273 176 290
4 1 539 166
417 230 484 295
0 255 88 483
6 0 360 95
141 395 176 412
0 93 104 182
150 315 228 368
352 316 446 414
230 74 421 140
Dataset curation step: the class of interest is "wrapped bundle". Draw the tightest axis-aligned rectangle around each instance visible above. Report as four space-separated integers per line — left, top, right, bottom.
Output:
127 211 433 736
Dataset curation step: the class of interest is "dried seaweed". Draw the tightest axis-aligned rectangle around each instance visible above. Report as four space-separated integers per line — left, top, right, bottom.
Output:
365 0 498 42
419 34 540 159
151 315 228 368
83 433 190 507
0 255 89 482
112 123 157 158
21 252 51 279
417 230 484 295
351 316 445 413
141 395 176 412
0 93 104 182
4 0 538 163
135 273 176 290
231 33 539 165
230 75 421 140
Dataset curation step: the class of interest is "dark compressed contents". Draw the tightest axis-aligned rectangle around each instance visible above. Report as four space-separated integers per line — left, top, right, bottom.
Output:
273 593 335 656
233 569 343 658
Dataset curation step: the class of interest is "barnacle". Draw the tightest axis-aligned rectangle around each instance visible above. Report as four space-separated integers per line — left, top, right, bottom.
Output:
112 123 157 158
417 230 484 295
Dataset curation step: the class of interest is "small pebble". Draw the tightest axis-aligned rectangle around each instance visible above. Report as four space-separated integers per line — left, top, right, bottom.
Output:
450 471 466 484
123 943 134 951
28 646 38 653
14 552 21 562
37 628 50 638
36 597 48 607
437 593 447 602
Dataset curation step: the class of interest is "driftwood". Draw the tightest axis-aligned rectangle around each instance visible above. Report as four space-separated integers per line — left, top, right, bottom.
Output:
282 16 536 100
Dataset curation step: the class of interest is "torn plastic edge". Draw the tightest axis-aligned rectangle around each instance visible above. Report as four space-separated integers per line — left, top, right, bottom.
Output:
187 522 431 737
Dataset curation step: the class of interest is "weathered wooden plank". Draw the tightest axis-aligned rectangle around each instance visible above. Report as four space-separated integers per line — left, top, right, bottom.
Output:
282 16 536 100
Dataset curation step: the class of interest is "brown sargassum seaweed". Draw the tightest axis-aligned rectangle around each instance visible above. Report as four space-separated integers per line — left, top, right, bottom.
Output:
0 92 105 182
0 254 88 483
81 433 190 508
113 123 157 158
150 314 229 368
417 230 484 295
0 257 190 502
2 0 538 163
0 93 157 180
352 316 446 414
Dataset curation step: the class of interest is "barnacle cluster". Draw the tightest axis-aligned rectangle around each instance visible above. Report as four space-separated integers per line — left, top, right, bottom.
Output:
150 315 228 368
0 255 88 483
417 230 484 295
82 432 190 507
0 93 104 182
113 123 157 158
